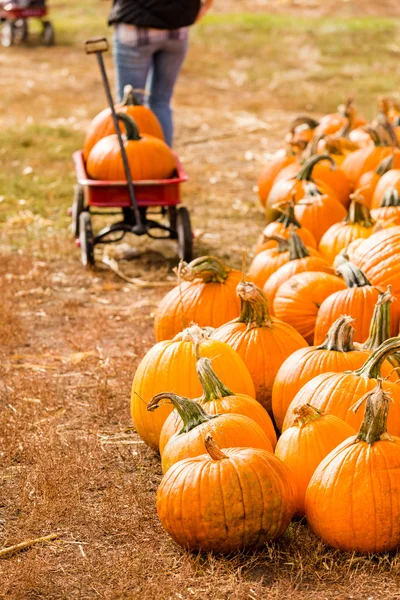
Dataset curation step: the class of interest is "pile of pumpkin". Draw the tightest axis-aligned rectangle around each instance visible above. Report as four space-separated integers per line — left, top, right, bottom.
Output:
129 97 400 556
82 85 176 181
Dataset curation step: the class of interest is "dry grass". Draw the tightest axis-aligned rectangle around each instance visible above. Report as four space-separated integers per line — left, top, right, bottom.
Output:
1 1 400 598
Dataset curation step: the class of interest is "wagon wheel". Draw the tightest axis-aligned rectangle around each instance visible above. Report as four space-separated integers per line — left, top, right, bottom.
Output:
41 21 55 46
1 21 15 47
71 184 85 238
176 207 193 262
167 206 177 232
79 212 95 267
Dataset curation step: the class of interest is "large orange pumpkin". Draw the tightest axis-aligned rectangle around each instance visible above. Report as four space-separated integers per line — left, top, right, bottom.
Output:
83 85 164 160
305 383 400 553
271 315 370 430
283 337 400 433
211 281 308 414
255 201 317 254
131 325 255 449
87 113 176 181
293 186 347 245
157 434 295 553
159 357 276 452
275 404 355 516
154 256 242 342
273 271 347 344
147 393 273 473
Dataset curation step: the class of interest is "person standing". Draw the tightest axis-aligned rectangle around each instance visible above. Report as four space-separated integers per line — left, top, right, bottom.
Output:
108 0 214 147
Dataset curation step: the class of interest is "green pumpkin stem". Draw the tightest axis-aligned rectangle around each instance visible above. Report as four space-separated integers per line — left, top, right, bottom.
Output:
344 198 375 228
236 281 272 329
336 260 371 288
362 126 387 147
316 315 357 352
262 235 290 253
380 188 400 207
196 357 234 402
375 153 395 176
116 112 141 141
177 256 231 283
295 154 335 182
293 404 324 427
361 287 393 352
353 380 393 444
288 230 310 260
274 199 302 229
147 392 217 434
204 433 228 460
354 336 400 380
121 84 141 106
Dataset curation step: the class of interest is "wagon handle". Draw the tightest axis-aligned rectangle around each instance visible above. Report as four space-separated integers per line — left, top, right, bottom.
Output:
84 37 145 232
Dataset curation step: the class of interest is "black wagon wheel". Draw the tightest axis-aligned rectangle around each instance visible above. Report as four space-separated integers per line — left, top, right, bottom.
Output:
1 21 15 47
167 206 177 232
15 19 28 42
176 206 193 262
41 20 55 46
71 184 85 238
79 212 95 267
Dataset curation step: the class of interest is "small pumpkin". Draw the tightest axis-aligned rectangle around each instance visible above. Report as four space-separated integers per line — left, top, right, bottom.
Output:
157 434 295 553
282 337 400 433
87 113 176 181
131 325 255 449
212 281 308 414
271 315 370 430
305 382 400 553
159 357 277 453
154 256 242 342
273 271 347 344
371 188 400 225
147 393 273 473
275 404 356 516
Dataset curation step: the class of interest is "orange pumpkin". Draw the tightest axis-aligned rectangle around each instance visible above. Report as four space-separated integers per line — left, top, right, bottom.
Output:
283 337 400 433
159 357 277 453
257 149 297 207
371 188 400 225
157 434 295 553
83 84 164 160
87 113 175 181
275 404 355 516
341 129 398 187
355 153 398 208
211 281 308 414
314 98 366 137
131 325 256 449
147 393 273 473
255 201 317 254
318 198 375 264
371 168 400 209
273 271 347 344
154 256 242 342
271 315 370 431
305 383 400 553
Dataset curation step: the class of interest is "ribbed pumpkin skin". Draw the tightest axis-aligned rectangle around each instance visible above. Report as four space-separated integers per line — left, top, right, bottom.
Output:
154 270 242 342
161 413 273 473
371 169 400 209
348 226 400 297
294 194 347 244
248 246 320 289
87 133 176 181
272 347 371 431
371 206 400 225
275 411 356 516
263 256 333 313
131 337 256 449
157 447 295 553
318 222 374 264
212 318 308 414
255 223 317 254
258 155 296 207
305 436 400 553
273 272 347 344
341 146 394 187
282 371 400 433
83 105 164 160
314 287 380 344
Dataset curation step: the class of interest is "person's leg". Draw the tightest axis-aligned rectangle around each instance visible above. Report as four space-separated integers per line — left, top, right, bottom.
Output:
112 29 153 103
148 33 189 146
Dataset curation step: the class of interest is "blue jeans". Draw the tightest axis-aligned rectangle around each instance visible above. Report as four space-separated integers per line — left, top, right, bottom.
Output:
112 29 189 147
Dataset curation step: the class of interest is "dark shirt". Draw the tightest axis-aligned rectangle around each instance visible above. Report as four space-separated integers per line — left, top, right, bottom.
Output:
108 0 202 29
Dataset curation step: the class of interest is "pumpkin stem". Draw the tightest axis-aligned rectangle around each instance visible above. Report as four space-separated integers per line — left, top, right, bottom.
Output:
295 154 335 182
375 153 395 176
196 357 234 402
380 187 400 208
121 84 141 106
147 392 217 434
273 198 302 229
317 315 357 352
353 380 393 444
336 260 371 288
262 235 290 253
361 287 394 352
173 324 213 343
293 404 324 427
115 112 141 141
361 126 387 147
176 256 231 284
204 433 228 461
354 336 400 380
236 280 272 329
344 197 375 228
288 229 310 260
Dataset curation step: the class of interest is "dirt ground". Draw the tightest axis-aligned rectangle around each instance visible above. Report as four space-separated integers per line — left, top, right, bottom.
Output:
1 1 400 599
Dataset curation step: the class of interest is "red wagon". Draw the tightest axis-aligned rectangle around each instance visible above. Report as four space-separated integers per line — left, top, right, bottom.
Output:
0 0 54 47
72 150 193 267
